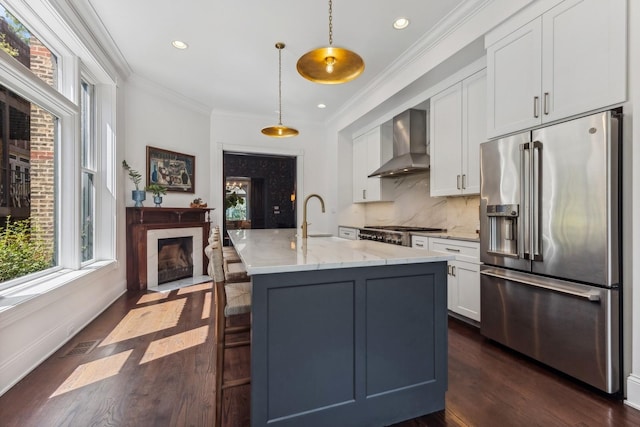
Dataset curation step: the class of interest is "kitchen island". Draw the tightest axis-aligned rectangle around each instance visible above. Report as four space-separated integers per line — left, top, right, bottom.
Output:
227 229 453 427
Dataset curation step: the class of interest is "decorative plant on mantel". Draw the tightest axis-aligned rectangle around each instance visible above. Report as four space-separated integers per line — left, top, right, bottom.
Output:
122 160 145 207
122 160 141 190
145 183 167 207
145 183 167 197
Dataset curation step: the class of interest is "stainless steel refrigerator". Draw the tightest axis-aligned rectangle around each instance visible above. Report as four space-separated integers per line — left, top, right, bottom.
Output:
479 109 622 394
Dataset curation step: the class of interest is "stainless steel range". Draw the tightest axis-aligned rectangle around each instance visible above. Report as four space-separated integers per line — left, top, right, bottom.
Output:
358 226 446 246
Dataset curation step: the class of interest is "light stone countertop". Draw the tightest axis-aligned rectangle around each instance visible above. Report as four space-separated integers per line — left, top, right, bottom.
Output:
227 228 453 275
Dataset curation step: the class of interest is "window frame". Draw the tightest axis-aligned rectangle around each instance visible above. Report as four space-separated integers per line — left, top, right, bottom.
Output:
80 78 95 264
0 0 117 291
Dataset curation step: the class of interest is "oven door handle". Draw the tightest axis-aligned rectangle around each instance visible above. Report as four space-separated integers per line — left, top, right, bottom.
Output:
481 269 601 302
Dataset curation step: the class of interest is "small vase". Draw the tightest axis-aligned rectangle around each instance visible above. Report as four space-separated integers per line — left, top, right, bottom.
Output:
153 196 163 207
132 190 146 207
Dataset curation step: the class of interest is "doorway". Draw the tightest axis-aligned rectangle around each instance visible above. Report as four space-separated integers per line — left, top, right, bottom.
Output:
223 152 296 243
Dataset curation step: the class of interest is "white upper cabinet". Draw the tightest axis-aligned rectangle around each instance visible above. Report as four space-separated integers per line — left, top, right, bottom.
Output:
486 20 542 137
486 0 626 138
430 68 486 197
462 69 487 195
352 126 393 203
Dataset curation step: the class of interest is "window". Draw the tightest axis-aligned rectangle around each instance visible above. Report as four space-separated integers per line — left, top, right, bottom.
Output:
225 178 249 221
0 0 117 289
0 4 57 88
0 84 57 283
80 81 95 262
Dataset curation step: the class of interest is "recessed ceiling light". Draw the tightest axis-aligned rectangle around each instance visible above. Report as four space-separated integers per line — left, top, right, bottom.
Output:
317 103 327 109
393 18 410 30
172 40 188 50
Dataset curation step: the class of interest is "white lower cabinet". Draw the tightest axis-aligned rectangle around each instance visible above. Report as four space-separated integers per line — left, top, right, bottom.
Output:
413 235 481 322
338 226 358 240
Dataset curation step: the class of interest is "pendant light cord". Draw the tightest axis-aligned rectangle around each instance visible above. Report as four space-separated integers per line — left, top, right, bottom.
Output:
328 0 333 46
278 45 283 125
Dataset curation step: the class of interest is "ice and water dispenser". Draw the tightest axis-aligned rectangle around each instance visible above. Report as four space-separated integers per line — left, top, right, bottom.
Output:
486 204 519 257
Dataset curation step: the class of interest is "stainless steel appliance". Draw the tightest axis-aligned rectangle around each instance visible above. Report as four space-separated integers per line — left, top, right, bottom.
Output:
358 226 446 246
479 109 622 394
368 109 429 177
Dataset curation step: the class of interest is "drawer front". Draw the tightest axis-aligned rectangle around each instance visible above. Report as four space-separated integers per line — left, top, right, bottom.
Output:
338 227 358 240
429 238 479 262
411 235 429 249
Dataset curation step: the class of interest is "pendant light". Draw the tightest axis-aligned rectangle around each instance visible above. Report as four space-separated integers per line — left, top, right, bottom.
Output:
297 0 364 84
262 42 299 138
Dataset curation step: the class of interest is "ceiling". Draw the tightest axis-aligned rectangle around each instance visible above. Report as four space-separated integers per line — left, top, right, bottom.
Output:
83 0 475 124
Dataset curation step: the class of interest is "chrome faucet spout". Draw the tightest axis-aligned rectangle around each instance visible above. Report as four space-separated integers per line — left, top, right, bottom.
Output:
302 194 325 239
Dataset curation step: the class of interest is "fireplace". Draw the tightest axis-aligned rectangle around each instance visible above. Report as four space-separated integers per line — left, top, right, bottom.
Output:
126 207 212 291
147 227 203 289
157 236 193 284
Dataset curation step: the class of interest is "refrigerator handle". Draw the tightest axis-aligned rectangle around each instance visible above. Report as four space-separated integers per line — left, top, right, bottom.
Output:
531 141 543 261
480 269 600 302
519 143 530 260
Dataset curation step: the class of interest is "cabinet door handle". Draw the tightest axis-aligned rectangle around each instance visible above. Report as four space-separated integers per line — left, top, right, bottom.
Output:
415 242 424 248
448 265 452 275
462 174 466 189
446 247 461 253
363 189 366 200
456 175 461 190
452 265 456 277
544 92 549 115
533 96 540 118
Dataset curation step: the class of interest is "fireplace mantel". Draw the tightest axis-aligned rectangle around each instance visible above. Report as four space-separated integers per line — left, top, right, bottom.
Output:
126 207 213 291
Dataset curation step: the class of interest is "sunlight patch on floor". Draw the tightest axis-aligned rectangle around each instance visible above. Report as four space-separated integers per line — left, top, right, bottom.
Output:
99 298 186 347
50 350 133 397
139 325 209 364
137 292 169 304
177 281 213 295
202 291 212 320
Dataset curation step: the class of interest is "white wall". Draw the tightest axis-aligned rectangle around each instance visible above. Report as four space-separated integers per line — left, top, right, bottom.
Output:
123 77 211 208
210 112 333 234
624 0 640 409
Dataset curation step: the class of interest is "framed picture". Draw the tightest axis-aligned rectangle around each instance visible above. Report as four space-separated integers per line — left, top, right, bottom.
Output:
146 146 195 193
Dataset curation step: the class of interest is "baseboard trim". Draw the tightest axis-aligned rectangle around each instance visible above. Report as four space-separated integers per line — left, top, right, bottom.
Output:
625 374 640 409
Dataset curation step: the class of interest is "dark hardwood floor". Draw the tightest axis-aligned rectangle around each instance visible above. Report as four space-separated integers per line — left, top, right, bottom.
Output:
1 282 639 427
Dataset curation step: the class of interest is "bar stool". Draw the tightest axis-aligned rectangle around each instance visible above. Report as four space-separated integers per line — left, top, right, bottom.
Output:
211 244 251 427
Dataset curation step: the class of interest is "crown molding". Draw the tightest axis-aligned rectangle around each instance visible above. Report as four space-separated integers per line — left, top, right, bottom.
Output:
52 0 131 81
127 74 211 116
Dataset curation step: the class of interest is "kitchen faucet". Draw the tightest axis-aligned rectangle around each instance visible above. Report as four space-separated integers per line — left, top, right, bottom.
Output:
301 194 325 239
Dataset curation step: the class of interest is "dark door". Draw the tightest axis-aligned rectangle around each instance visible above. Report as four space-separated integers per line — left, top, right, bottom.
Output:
251 178 266 228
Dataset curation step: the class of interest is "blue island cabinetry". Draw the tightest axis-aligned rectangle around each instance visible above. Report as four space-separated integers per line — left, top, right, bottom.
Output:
227 229 450 427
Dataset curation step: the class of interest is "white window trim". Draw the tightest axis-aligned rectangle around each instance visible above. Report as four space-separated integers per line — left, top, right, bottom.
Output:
0 1 118 295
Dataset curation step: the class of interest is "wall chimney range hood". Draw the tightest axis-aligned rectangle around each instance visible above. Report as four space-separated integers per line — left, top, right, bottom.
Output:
368 109 429 178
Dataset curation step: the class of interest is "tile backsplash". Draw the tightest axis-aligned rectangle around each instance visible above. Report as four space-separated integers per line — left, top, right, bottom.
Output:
364 173 479 233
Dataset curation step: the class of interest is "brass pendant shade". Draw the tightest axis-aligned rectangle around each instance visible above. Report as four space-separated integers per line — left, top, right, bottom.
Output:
261 124 299 138
262 42 299 138
297 0 364 84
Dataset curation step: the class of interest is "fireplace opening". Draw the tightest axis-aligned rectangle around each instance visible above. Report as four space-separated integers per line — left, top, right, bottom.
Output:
157 236 194 284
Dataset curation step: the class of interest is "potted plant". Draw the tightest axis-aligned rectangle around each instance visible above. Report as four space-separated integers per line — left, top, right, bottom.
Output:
122 160 145 207
225 192 244 210
145 183 167 207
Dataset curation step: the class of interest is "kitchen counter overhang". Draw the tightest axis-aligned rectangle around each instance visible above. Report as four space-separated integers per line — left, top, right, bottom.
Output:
227 229 452 427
